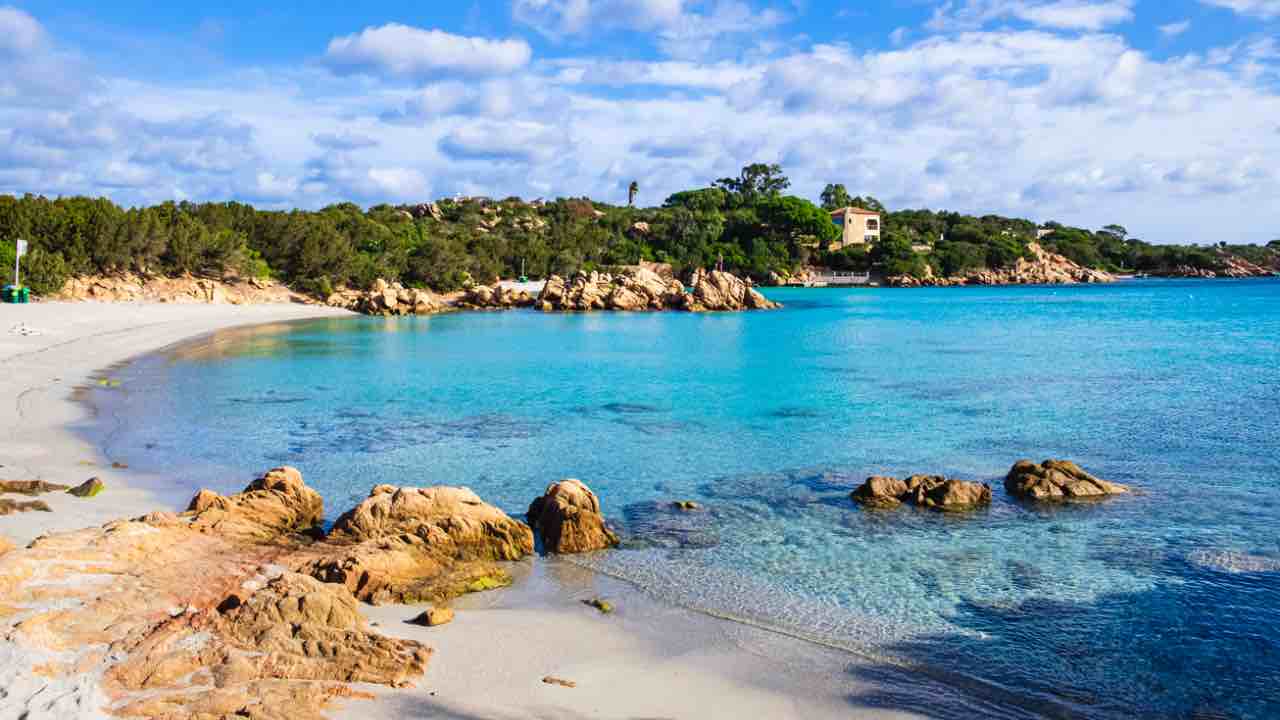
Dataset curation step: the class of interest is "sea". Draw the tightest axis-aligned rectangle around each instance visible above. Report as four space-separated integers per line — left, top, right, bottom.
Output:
89 279 1280 719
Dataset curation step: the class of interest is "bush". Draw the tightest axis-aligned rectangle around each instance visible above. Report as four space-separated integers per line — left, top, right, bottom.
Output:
22 248 70 296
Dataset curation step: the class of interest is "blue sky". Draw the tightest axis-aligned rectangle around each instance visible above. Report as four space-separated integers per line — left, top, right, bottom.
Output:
2 0 1278 243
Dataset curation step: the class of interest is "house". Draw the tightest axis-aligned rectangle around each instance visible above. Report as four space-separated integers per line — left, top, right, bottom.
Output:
829 207 881 250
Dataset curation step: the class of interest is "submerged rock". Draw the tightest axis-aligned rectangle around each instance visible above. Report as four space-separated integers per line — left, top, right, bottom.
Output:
851 474 992 512
1188 550 1280 574
527 479 619 553
67 477 105 498
1004 459 1129 501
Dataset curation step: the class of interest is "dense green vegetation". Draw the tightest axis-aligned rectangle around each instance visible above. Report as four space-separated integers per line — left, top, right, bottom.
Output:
1 165 1275 296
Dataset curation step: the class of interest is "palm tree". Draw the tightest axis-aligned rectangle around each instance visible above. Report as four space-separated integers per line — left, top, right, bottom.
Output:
628 181 639 207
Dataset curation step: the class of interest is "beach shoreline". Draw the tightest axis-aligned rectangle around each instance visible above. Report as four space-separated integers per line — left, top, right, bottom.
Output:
0 301 937 720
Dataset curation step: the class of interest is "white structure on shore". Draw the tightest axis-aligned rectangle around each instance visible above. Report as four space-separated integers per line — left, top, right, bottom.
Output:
829 207 881 250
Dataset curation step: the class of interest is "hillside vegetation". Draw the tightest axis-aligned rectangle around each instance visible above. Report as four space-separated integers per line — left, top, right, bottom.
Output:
1 164 1276 296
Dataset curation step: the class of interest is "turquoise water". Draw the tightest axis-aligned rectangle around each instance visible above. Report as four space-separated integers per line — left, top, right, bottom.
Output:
96 280 1280 719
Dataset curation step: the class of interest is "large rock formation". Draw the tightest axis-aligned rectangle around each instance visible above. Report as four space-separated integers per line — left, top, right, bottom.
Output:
685 269 780 311
851 474 992 511
302 485 534 605
326 279 447 316
0 470 430 720
1004 459 1129 500
58 273 309 304
457 283 535 310
536 267 776 312
887 243 1114 287
527 479 619 553
186 466 324 540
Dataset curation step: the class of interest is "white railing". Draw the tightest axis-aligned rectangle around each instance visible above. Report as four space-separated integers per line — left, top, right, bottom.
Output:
809 271 871 286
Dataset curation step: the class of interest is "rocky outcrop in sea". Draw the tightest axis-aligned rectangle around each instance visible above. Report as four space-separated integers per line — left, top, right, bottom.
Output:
1004 459 1129 500
456 283 536 309
851 474 993 511
527 479 620 553
536 267 778 312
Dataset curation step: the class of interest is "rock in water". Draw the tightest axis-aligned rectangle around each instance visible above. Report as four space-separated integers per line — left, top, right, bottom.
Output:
67 477 105 498
851 474 991 512
303 485 534 604
527 479 619 553
411 607 455 626
1004 459 1129 501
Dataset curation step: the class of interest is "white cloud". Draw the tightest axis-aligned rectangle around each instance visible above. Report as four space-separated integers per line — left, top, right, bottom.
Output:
928 0 1134 32
0 5 45 56
323 24 531 79
1159 20 1192 37
312 131 380 150
1198 0 1280 18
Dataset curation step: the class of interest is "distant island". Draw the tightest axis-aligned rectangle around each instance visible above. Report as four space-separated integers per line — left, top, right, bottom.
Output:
3 163 1277 299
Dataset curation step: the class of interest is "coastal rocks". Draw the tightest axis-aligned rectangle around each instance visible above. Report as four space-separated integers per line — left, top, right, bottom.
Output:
1004 459 1129 501
326 279 447 316
457 283 535 309
67 477 105 498
685 269 780 311
0 475 430 720
0 498 51 515
527 479 619 553
58 273 306 304
536 267 775 312
888 243 1115 287
851 475 992 511
304 485 534 604
0 535 12 554
186 466 324 539
411 607 455 626
0 479 70 495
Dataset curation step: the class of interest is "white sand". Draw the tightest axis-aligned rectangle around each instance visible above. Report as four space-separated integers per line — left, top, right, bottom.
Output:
0 300 933 720
0 301 351 545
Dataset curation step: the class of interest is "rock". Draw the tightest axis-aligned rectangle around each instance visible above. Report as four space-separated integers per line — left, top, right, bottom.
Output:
1188 550 1280 574
535 267 775 313
527 479 619 553
410 607 455 626
327 279 448 316
1004 459 1129 501
303 485 533 604
57 272 309 305
0 479 70 495
582 597 613 614
672 500 701 511
542 675 577 688
850 476 910 508
458 283 534 310
0 535 13 554
185 466 324 540
0 498 52 515
67 477 105 498
851 474 991 512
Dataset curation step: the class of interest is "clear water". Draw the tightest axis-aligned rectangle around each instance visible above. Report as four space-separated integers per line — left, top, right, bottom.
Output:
94 280 1280 719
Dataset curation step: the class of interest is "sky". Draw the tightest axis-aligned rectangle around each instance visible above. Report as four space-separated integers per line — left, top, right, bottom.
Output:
1 0 1278 244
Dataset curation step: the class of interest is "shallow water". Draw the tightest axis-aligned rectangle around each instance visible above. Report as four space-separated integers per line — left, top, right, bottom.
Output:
93 279 1280 719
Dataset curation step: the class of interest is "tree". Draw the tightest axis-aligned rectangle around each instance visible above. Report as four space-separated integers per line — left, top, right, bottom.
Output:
1099 224 1128 241
758 196 839 248
850 195 886 213
628 181 639 207
820 183 853 211
713 163 790 204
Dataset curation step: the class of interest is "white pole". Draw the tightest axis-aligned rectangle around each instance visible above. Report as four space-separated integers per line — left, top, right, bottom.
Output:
13 239 18 288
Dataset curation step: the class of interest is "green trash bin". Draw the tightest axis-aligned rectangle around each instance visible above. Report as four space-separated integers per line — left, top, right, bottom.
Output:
2 285 29 304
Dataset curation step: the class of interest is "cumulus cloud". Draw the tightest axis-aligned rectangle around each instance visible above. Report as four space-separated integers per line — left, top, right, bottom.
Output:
312 131 380 150
0 5 46 56
1159 20 1191 37
323 24 531 79
1198 0 1280 18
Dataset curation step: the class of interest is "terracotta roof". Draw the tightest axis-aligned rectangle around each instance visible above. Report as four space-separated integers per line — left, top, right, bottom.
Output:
830 207 880 216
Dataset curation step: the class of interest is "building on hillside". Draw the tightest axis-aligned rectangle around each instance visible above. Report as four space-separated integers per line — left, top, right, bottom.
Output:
1036 227 1055 240
830 207 881 250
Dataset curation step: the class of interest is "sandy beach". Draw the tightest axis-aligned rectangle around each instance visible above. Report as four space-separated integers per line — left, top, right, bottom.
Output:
0 301 934 720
